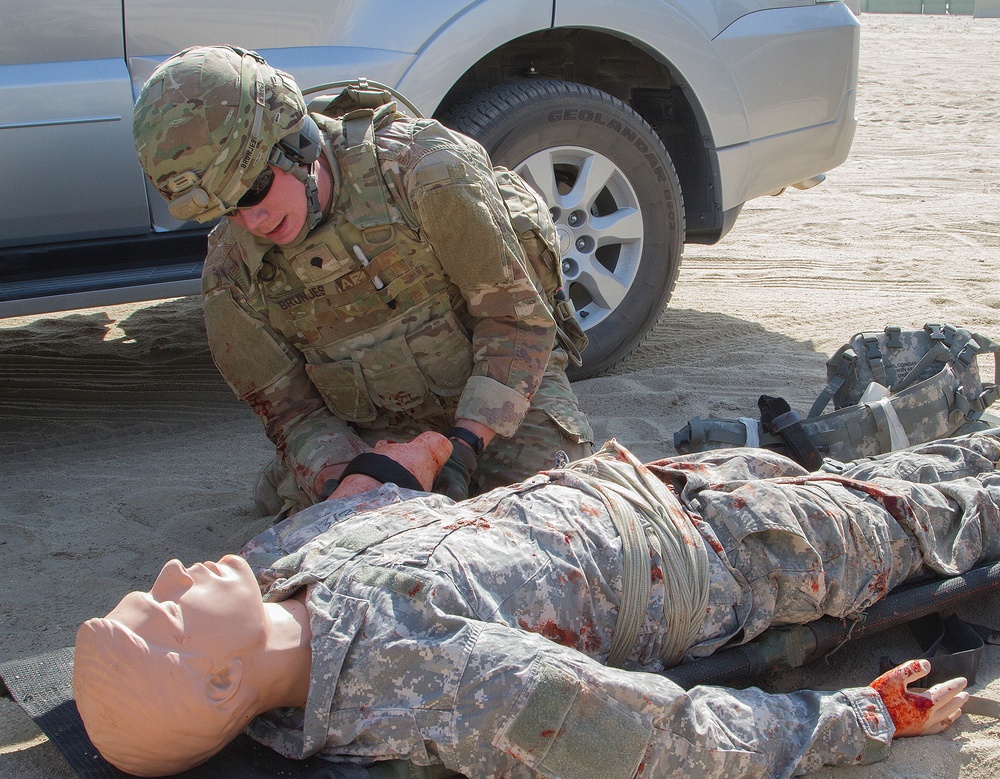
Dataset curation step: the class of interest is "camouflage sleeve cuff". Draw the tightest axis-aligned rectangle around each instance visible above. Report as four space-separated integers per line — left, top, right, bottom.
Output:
456 375 531 438
846 687 895 765
284 417 369 500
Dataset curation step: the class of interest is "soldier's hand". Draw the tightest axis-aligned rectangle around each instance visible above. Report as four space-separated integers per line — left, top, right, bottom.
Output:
432 438 479 501
870 659 969 737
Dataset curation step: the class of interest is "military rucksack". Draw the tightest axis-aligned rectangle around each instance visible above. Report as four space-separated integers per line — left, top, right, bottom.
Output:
674 323 1000 468
305 80 588 365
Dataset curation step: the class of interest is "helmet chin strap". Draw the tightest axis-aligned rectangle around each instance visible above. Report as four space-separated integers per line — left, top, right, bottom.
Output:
267 147 326 248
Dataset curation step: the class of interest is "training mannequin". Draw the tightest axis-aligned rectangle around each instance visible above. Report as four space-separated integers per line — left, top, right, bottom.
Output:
75 432 1000 778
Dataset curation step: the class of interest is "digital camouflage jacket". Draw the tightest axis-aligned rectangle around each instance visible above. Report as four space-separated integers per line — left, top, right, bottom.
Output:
240 435 1000 777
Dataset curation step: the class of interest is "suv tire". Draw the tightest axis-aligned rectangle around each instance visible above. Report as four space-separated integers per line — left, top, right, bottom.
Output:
443 79 685 379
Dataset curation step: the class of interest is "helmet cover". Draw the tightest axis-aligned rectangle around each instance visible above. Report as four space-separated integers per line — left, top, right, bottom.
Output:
133 45 307 222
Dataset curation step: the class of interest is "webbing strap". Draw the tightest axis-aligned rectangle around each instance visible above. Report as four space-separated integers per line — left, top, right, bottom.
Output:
864 397 910 451
970 332 1000 410
892 342 951 392
759 395 824 470
862 334 887 387
333 109 396 231
809 347 857 418
739 417 760 448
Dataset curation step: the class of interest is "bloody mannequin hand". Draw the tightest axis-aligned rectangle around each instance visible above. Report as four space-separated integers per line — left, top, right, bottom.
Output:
870 659 969 737
330 432 453 500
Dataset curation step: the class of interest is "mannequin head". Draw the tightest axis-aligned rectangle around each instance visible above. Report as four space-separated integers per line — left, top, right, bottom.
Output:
73 555 291 776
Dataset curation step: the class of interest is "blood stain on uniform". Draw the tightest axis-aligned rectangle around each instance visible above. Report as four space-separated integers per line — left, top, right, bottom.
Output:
519 618 580 648
443 516 491 531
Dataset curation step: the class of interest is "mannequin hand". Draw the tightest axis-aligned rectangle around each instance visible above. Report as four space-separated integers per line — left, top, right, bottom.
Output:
870 659 969 737
331 432 453 499
432 439 479 501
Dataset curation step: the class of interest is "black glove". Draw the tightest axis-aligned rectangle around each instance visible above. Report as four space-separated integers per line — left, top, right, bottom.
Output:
432 439 479 501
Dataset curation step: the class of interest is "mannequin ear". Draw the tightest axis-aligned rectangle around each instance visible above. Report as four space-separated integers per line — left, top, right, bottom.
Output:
204 658 244 705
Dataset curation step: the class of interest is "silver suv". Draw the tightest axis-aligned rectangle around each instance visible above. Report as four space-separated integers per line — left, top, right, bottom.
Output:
0 0 859 378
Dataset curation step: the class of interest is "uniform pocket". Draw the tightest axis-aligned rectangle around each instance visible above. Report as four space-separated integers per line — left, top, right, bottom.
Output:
359 336 430 412
707 482 826 632
404 311 474 396
493 659 650 779
708 480 897 632
530 369 595 445
305 361 378 423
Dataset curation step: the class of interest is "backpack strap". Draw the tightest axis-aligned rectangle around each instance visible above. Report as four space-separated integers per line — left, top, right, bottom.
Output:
891 341 951 393
808 346 857 418
331 107 398 234
967 332 1000 412
860 332 888 387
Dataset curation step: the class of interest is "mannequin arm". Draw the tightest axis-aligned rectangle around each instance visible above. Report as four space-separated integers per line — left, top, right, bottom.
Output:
331 431 452 499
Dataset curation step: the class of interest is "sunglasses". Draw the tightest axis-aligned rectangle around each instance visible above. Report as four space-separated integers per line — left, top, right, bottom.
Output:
236 166 275 208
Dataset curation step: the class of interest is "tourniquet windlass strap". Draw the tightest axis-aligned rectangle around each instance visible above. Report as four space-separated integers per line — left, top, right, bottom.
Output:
339 452 423 491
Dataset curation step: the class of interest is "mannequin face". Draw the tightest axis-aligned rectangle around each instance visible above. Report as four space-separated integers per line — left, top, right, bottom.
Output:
227 165 308 246
107 554 266 659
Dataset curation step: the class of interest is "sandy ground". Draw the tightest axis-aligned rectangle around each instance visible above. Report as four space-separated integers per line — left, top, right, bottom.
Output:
2 12 1000 778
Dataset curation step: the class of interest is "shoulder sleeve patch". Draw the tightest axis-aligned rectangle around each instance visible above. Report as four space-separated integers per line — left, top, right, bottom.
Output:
414 181 512 287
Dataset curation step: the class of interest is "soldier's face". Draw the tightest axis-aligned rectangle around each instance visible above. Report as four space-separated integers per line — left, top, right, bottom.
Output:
228 165 308 246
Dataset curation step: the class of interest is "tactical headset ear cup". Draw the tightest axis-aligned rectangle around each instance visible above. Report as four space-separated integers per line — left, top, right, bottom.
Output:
277 115 322 165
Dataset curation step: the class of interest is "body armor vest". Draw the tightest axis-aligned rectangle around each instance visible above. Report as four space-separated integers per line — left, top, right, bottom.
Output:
253 110 473 430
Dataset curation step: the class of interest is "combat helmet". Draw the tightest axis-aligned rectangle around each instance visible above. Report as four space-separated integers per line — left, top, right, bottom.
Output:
133 45 323 229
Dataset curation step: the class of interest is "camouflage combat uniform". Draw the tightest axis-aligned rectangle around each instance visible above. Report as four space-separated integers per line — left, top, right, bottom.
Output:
238 434 1000 778
202 110 593 514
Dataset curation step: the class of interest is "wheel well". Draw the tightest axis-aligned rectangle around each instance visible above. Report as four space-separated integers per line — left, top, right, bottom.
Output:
432 28 725 243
